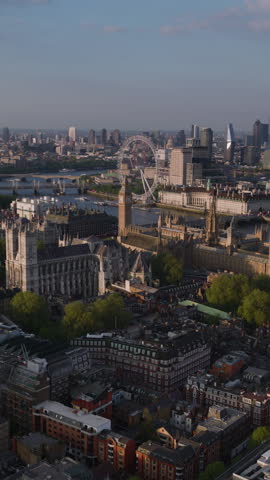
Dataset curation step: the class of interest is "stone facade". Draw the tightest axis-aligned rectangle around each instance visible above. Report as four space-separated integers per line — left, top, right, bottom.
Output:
4 219 128 298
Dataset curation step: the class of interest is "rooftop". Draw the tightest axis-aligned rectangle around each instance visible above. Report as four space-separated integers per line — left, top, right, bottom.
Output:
34 401 111 432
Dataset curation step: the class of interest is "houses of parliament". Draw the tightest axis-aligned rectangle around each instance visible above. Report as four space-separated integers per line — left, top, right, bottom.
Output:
118 177 270 277
3 176 270 300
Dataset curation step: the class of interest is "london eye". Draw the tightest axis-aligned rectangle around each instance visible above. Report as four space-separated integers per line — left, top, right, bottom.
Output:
118 135 158 203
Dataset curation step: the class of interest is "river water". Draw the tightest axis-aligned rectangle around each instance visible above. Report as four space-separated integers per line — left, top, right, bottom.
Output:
0 170 205 226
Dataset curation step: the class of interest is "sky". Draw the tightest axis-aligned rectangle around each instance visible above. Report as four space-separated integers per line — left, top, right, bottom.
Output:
0 0 270 130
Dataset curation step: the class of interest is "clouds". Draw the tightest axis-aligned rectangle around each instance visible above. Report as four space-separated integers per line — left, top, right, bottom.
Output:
160 0 270 35
81 23 131 34
245 0 270 12
0 0 49 4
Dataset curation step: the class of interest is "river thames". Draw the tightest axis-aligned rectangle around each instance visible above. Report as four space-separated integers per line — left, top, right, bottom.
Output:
0 170 205 227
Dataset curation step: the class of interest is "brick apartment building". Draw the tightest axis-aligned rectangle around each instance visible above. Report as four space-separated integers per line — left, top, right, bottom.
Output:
72 332 210 392
185 374 270 426
32 400 111 461
196 406 250 461
136 441 196 480
94 430 136 473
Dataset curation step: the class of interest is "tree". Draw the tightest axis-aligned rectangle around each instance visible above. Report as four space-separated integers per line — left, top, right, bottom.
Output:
62 294 132 340
206 274 250 312
62 301 94 339
251 274 270 293
238 289 270 326
10 291 49 334
251 426 270 445
151 251 183 286
199 461 225 480
91 293 132 330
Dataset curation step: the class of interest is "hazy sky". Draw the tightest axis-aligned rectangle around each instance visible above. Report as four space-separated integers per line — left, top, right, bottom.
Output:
1 0 270 130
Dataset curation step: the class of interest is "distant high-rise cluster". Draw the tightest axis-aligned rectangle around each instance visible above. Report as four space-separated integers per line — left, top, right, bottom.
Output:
88 129 96 145
225 123 236 162
2 127 10 144
253 119 269 148
68 126 76 143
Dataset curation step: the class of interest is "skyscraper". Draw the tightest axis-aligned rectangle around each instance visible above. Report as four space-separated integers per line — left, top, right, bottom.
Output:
253 120 262 148
2 127 10 144
176 130 186 147
68 127 76 143
101 128 107 145
191 124 200 140
225 124 235 162
88 129 96 145
169 148 192 185
261 123 269 146
111 129 121 146
200 128 213 160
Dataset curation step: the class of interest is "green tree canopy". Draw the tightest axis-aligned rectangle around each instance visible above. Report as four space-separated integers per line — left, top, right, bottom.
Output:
251 274 270 293
206 274 250 312
251 426 270 445
238 289 270 326
62 293 132 339
151 251 183 286
199 461 225 480
10 291 49 334
62 301 95 339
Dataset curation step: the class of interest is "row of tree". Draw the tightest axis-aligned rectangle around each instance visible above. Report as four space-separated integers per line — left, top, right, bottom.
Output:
9 291 132 341
206 273 270 326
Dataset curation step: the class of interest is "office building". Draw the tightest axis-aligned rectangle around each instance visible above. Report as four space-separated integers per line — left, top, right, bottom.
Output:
245 135 254 147
186 138 200 148
88 129 96 145
262 149 270 169
253 120 262 148
186 162 203 186
225 123 236 162
111 129 121 146
176 130 186 147
68 127 76 143
192 146 210 170
169 148 192 186
200 128 213 160
262 123 269 146
241 146 260 165
101 128 107 145
2 127 10 144
191 124 200 139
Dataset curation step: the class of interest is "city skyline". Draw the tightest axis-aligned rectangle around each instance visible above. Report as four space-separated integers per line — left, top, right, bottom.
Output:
1 0 270 128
